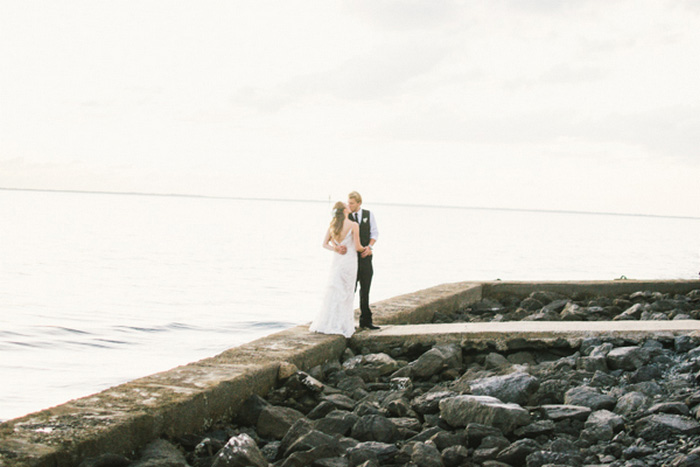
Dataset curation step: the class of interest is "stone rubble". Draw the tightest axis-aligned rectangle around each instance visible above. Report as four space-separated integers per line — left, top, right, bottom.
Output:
85 289 700 467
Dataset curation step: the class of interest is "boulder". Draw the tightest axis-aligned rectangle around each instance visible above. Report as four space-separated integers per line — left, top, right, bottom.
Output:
540 405 592 421
441 445 469 467
410 344 462 379
257 405 305 440
564 386 616 411
411 390 457 414
351 414 400 443
635 413 700 441
211 434 268 467
496 438 541 466
410 442 443 467
282 429 339 459
346 442 398 465
313 410 359 436
468 372 540 405
606 346 650 371
439 395 531 434
131 439 189 467
614 391 648 416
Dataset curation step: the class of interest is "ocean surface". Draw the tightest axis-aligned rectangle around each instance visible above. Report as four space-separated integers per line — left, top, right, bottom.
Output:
1 189 699 421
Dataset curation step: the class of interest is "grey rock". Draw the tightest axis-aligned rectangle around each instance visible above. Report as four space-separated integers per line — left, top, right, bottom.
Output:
635 413 700 440
283 430 339 459
497 438 541 465
484 352 511 369
564 386 616 411
279 444 341 467
313 410 359 436
606 346 650 371
257 405 305 440
428 430 465 451
465 423 504 446
131 440 188 467
648 401 690 416
362 353 402 376
322 394 356 411
525 450 583 467
473 435 510 463
540 405 592 421
589 342 614 358
520 297 544 311
278 419 313 460
390 417 422 436
613 303 645 320
439 395 531 433
585 409 625 433
614 391 648 416
469 372 540 405
411 390 457 414
212 434 268 467
350 415 400 443
513 420 555 438
336 376 367 393
441 445 469 467
346 442 398 464
410 344 462 379
560 302 587 320
576 356 608 373
410 442 443 467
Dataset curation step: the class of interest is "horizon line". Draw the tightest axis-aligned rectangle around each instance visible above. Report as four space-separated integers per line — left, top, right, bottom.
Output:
1 186 699 221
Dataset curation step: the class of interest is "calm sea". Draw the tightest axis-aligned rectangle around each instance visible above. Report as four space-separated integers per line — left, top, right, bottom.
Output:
1 189 699 421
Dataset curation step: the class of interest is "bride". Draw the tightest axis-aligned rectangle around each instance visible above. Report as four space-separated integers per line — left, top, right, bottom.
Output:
309 201 367 338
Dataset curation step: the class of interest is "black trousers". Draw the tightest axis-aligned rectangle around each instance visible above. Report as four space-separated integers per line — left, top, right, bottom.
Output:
357 255 374 324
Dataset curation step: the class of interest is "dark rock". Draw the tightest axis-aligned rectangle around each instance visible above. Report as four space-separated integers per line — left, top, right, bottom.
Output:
337 376 367 393
497 438 541 465
346 442 398 464
613 303 645 320
531 379 568 405
283 430 339 459
676 335 698 353
464 423 504 446
525 450 582 467
260 442 279 463
130 439 189 467
635 413 700 440
428 430 465 451
237 395 270 426
322 394 356 411
576 356 608 373
483 352 511 369
629 364 663 383
78 453 131 467
279 444 342 467
441 445 469 467
411 390 457 414
468 372 540 405
513 420 555 438
411 344 462 379
313 410 359 436
257 405 305 440
350 415 400 443
564 386 616 411
607 346 650 371
278 419 313 460
439 395 530 434
211 434 268 467
520 297 544 311
410 442 443 467
307 401 337 420
648 401 690 416
473 435 510 463
390 417 422 438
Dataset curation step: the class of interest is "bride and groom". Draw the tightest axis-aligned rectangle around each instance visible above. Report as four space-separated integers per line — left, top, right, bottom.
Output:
309 191 379 338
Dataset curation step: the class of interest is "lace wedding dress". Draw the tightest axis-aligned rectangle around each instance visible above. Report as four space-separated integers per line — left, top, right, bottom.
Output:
309 229 358 338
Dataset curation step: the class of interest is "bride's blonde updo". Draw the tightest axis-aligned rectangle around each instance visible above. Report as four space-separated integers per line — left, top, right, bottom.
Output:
330 201 346 242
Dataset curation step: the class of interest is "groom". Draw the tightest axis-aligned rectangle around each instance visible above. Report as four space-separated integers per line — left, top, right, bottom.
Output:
347 191 379 330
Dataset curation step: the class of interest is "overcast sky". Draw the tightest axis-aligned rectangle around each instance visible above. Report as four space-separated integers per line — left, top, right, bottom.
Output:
1 1 699 217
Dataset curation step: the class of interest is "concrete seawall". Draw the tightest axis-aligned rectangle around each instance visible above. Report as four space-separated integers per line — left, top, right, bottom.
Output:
1 279 698 467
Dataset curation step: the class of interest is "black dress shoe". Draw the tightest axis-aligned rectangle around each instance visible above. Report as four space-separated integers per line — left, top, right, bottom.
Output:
360 323 380 330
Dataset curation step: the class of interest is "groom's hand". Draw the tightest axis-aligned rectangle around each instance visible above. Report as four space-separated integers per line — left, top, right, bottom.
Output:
360 246 372 258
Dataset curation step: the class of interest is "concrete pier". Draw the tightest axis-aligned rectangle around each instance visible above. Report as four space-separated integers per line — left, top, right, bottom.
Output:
1 279 698 467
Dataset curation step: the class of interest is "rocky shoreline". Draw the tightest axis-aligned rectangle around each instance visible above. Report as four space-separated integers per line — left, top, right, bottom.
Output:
83 289 700 467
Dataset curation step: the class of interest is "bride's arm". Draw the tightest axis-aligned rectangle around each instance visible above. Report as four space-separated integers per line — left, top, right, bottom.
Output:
322 229 345 254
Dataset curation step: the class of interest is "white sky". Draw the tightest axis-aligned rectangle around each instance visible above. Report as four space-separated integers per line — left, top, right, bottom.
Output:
1 1 699 217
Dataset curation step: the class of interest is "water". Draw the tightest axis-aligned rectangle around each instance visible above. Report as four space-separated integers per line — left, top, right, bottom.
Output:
1 189 699 421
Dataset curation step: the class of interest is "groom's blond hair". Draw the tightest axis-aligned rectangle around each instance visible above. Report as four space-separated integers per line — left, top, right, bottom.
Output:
348 191 362 204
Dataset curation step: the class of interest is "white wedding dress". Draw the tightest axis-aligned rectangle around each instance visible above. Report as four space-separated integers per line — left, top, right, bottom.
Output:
309 229 358 338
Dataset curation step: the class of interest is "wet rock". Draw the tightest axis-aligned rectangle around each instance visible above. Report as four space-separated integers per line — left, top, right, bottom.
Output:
211 434 268 467
468 372 540 405
439 395 531 434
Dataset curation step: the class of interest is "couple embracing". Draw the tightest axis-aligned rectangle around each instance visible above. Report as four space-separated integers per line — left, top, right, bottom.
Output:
310 191 379 338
